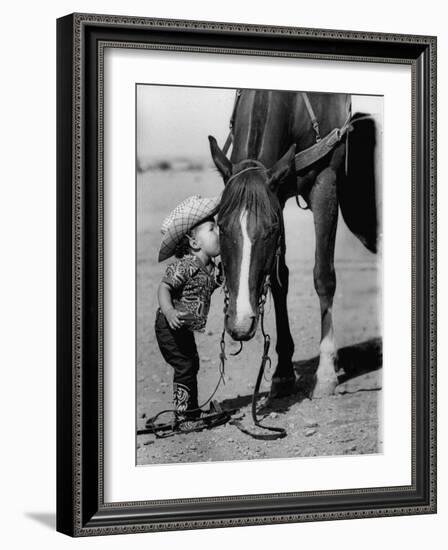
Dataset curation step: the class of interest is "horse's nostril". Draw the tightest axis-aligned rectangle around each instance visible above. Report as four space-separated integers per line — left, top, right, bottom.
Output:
249 316 256 333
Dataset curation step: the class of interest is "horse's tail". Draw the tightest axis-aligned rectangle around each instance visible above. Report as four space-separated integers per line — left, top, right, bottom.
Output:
337 112 379 254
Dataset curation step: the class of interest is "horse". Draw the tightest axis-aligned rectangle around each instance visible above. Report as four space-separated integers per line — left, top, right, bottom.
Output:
208 90 377 398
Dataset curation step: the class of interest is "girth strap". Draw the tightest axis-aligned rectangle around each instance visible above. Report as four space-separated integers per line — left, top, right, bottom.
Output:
294 113 374 173
295 125 348 172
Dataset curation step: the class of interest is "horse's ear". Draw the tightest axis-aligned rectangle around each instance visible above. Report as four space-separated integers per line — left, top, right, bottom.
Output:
267 144 296 191
208 135 232 184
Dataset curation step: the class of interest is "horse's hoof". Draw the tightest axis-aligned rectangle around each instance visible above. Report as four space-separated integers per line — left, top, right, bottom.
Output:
269 376 297 399
311 378 338 399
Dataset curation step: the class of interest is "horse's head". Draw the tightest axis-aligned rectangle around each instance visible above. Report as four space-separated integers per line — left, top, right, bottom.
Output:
208 135 296 341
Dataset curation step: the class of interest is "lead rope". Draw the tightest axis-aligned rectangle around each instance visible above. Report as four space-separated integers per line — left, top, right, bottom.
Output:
227 275 287 440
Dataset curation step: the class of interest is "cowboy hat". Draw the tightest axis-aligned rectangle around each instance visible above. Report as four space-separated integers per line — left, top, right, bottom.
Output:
158 194 220 262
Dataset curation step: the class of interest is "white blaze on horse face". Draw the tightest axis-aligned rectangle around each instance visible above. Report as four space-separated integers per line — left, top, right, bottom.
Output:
235 209 254 326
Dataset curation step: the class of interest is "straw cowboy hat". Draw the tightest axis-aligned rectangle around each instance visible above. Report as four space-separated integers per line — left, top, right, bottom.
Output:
158 194 220 262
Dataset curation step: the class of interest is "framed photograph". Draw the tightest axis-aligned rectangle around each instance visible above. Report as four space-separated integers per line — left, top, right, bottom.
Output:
57 13 436 536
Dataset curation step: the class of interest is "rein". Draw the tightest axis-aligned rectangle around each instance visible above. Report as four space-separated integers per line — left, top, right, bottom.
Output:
220 259 287 441
217 159 287 439
139 253 285 439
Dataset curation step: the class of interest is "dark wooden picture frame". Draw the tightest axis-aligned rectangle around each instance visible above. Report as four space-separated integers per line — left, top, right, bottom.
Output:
57 13 437 536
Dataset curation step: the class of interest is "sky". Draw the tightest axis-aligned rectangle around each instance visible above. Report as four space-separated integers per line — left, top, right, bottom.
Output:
136 84 383 162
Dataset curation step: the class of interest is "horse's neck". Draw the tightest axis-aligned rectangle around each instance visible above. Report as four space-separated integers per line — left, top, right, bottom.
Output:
231 90 295 167
228 90 352 204
231 91 351 164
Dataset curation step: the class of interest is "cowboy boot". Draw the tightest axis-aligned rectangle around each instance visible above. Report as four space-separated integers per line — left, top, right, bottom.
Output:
173 382 205 432
173 382 190 423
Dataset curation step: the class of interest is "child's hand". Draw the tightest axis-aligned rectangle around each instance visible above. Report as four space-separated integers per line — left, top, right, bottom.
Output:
165 308 188 330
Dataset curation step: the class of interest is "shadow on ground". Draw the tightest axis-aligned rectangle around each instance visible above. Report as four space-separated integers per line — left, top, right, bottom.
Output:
220 337 382 417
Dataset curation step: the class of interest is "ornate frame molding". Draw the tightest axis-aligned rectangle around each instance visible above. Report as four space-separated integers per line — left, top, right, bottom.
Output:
57 12 436 536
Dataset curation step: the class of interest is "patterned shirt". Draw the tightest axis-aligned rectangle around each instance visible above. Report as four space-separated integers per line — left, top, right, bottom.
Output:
161 254 223 332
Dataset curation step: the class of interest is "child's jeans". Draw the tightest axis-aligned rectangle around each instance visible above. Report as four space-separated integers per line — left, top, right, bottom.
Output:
155 308 200 418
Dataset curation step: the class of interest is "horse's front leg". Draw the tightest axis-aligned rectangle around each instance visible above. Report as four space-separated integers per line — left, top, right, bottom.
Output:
269 253 296 398
309 166 339 398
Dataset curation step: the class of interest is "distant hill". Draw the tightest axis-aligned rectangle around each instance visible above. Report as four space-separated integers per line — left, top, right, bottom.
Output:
137 155 214 173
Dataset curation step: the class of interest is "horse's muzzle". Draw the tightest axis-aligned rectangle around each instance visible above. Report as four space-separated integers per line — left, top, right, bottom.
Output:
225 314 258 341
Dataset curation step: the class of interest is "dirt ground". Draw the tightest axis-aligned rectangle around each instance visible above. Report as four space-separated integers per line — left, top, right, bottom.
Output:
136 170 382 465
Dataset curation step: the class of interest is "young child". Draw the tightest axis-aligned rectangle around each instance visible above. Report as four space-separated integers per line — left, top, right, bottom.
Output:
152 195 222 431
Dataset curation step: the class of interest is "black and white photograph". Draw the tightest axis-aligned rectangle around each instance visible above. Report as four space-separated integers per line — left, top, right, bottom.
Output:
136 85 383 465
1 0 443 545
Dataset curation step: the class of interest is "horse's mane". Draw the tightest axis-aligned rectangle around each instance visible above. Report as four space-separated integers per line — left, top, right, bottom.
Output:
218 169 280 227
